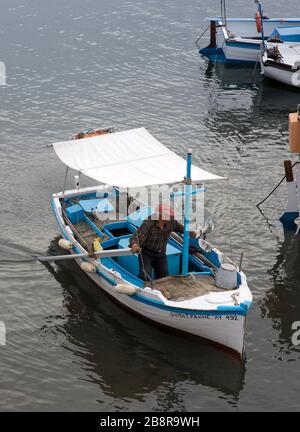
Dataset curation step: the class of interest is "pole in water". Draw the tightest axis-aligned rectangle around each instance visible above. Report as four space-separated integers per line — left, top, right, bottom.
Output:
239 252 244 273
182 149 192 276
284 160 294 183
280 160 299 228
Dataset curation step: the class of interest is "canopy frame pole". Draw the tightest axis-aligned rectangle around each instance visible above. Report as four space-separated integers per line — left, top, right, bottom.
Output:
62 166 69 194
182 150 192 276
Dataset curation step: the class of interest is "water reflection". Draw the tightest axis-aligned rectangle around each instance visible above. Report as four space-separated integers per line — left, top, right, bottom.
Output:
41 238 245 405
204 61 300 116
202 61 263 141
259 80 300 112
204 61 262 90
261 227 300 358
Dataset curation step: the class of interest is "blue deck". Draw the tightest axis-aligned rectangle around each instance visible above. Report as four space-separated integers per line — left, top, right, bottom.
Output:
63 196 215 284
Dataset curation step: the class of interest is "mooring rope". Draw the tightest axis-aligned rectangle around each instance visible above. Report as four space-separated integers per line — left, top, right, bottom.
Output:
256 161 300 210
195 25 210 49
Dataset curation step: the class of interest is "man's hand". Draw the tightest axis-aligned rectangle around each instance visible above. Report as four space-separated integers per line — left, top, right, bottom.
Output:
131 243 141 254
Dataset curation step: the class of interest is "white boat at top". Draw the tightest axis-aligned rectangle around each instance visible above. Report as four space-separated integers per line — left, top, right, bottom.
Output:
261 42 300 88
46 127 253 358
197 0 300 64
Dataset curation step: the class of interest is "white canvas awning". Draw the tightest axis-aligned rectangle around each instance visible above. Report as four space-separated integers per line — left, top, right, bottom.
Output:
52 127 223 188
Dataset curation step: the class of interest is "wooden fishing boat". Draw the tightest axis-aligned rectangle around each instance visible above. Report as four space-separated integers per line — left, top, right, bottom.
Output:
46 127 252 358
197 0 300 64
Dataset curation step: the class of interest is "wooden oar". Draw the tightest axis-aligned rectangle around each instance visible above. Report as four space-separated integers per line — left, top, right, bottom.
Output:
34 248 133 263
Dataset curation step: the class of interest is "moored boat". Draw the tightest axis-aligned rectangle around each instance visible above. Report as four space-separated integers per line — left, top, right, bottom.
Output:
46 127 252 357
197 0 300 64
261 43 300 88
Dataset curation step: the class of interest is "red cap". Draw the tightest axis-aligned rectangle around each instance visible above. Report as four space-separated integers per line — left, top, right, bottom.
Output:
156 204 175 219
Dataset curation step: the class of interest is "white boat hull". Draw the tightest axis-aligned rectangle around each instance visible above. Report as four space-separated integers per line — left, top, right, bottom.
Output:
82 264 246 356
223 40 261 63
262 62 300 87
262 44 300 88
51 190 252 358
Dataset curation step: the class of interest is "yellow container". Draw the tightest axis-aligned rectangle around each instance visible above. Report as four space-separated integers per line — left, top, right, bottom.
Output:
93 238 103 252
289 113 300 153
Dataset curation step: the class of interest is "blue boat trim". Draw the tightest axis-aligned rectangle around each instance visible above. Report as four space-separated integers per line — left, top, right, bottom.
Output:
96 269 117 286
225 41 261 50
280 211 300 231
199 47 256 64
280 211 299 223
217 301 252 314
131 294 250 317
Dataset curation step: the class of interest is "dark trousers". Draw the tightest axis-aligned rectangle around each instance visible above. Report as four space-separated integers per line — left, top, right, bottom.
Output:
138 249 168 281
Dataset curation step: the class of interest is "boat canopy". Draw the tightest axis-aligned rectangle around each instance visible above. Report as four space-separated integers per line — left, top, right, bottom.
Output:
269 26 300 42
52 127 224 188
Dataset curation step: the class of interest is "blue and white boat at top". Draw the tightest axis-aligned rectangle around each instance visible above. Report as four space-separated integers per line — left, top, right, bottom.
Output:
197 0 300 64
47 127 252 358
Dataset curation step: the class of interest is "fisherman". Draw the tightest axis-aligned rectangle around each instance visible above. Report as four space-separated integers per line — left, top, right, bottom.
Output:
129 204 197 282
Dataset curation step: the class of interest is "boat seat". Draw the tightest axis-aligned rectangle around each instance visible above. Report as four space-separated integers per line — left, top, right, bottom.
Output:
65 199 114 224
127 206 155 228
116 237 181 277
79 198 114 213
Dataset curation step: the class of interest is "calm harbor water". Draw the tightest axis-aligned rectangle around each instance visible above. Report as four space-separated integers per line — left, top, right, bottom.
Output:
0 0 300 411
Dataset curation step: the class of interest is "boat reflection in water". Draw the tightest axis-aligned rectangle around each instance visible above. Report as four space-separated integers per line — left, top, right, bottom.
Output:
201 61 300 165
41 238 246 405
204 61 262 91
203 59 300 113
259 80 300 112
260 226 300 357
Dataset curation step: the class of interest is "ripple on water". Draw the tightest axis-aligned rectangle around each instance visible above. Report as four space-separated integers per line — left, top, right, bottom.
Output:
1 0 300 411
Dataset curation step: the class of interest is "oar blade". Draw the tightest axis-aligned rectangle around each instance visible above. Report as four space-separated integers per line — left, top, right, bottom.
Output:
34 252 87 262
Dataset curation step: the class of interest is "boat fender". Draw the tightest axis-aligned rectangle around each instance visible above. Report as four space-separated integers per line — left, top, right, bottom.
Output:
80 262 97 273
255 11 262 34
215 263 238 290
58 239 74 250
74 175 80 189
114 284 137 296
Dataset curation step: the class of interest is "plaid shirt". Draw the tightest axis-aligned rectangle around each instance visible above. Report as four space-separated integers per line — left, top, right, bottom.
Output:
129 218 184 255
